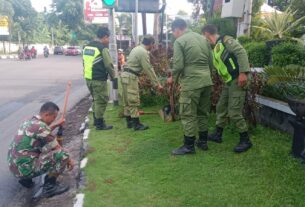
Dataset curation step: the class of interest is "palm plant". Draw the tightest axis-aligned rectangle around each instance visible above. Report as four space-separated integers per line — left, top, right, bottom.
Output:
253 6 305 41
263 65 305 101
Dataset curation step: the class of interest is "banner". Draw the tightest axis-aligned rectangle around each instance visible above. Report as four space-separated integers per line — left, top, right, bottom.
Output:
0 16 9 36
83 0 109 24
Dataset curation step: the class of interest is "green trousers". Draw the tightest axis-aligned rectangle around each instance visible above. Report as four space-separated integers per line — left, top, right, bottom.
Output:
120 72 140 118
86 79 109 119
179 86 212 137
216 78 248 133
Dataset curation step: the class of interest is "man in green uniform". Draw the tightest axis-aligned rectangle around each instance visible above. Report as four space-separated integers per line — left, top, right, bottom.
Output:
168 19 214 155
7 102 74 198
121 35 163 130
83 27 115 130
202 24 252 153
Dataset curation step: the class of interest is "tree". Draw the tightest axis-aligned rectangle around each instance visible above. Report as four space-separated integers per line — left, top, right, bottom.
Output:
50 0 83 30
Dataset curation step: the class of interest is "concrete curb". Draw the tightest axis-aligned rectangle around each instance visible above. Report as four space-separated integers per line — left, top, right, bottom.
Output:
73 105 91 207
0 55 18 59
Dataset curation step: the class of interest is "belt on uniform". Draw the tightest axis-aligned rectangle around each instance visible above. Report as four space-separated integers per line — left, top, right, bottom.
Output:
124 68 140 77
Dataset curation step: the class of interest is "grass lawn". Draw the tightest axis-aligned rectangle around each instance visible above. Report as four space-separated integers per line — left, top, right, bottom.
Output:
83 105 305 207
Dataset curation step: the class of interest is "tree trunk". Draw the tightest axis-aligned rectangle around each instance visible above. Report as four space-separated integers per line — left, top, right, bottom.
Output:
153 13 160 44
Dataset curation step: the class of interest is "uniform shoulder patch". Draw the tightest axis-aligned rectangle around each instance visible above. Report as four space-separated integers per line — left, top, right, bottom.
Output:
223 36 233 44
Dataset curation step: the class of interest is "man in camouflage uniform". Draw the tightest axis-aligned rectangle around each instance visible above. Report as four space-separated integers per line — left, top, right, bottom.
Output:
83 27 115 130
168 19 214 155
202 24 252 153
121 35 163 130
7 102 74 198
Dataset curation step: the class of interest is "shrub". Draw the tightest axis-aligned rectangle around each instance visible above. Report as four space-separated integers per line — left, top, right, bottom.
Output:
262 65 305 101
244 42 269 67
237 35 252 46
271 42 305 67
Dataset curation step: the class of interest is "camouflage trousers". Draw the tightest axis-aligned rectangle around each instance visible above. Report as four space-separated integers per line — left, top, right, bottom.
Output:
120 72 140 118
86 79 109 119
179 86 212 137
8 149 69 179
216 78 248 133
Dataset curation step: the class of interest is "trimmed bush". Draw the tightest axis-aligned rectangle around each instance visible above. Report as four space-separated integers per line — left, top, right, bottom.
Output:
237 35 252 46
244 42 269 67
272 42 305 67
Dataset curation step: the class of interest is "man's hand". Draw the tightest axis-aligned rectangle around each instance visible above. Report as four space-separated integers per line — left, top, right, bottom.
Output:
157 84 164 93
55 116 65 127
167 76 173 85
67 158 74 171
238 73 248 87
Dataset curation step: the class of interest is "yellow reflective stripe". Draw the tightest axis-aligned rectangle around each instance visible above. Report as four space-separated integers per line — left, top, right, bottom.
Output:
229 58 236 69
213 42 232 83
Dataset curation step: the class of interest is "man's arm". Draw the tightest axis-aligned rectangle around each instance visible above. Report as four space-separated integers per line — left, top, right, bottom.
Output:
225 37 250 73
225 37 250 87
172 41 184 83
102 48 115 80
140 52 160 87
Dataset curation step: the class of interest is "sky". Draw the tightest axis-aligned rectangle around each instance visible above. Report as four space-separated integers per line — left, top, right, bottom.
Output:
30 0 194 34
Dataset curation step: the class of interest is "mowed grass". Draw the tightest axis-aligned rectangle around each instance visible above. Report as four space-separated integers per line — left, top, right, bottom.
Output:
83 105 305 207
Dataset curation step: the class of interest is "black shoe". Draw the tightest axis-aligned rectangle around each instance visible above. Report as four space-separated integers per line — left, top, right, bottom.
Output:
172 136 196 155
95 118 113 130
208 127 223 143
234 132 252 153
32 175 69 200
19 178 34 188
33 182 69 200
132 118 149 131
126 116 133 129
196 131 208 150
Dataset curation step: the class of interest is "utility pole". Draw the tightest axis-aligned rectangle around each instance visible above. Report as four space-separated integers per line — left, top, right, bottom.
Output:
134 0 139 45
108 8 119 106
51 28 54 49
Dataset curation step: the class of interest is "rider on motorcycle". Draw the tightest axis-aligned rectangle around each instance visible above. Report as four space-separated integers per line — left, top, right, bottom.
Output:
30 46 37 58
43 46 49 57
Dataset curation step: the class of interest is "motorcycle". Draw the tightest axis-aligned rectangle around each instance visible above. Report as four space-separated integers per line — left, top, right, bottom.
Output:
30 49 37 59
24 50 32 60
44 50 49 58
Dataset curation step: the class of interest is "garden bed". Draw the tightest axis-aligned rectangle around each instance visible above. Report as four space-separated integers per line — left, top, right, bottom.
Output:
256 95 295 134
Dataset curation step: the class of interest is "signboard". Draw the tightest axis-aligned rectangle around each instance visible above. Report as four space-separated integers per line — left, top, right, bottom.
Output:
83 0 109 24
116 0 160 13
0 16 9 36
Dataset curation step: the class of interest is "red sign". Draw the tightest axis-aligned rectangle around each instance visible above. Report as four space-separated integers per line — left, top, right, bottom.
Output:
84 0 109 24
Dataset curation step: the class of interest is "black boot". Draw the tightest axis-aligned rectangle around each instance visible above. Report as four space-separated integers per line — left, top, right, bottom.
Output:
196 131 208 150
208 127 223 143
95 118 113 130
32 175 69 200
172 136 196 155
19 178 34 188
126 116 133 129
93 113 97 126
234 132 252 153
132 117 149 131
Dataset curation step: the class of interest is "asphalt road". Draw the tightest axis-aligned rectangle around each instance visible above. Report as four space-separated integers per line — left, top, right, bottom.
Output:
0 55 88 207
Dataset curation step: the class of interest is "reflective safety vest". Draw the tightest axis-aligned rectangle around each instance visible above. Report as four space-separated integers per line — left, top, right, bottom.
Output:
83 46 107 80
213 36 239 83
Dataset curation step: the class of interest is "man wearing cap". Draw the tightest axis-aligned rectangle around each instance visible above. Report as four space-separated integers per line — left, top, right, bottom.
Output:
121 35 163 130
83 27 115 130
168 19 214 155
202 24 252 153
